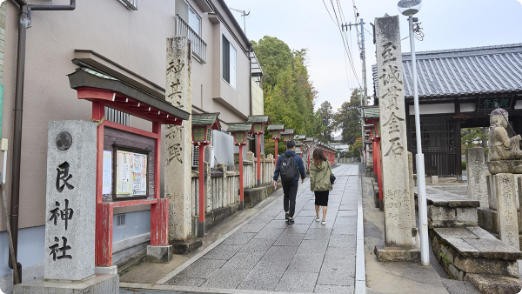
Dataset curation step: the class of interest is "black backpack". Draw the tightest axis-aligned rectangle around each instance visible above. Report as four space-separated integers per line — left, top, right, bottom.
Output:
280 154 297 182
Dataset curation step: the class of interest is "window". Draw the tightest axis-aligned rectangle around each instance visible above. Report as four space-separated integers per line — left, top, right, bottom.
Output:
188 7 201 36
222 35 237 89
193 127 206 142
118 0 138 10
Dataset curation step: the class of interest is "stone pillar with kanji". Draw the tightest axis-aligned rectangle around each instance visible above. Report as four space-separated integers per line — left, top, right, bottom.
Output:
374 15 417 258
165 37 193 241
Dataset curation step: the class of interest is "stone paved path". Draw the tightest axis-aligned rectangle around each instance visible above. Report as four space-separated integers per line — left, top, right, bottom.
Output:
164 163 360 293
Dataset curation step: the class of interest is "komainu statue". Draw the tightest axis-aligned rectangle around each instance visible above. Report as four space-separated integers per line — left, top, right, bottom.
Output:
488 108 522 174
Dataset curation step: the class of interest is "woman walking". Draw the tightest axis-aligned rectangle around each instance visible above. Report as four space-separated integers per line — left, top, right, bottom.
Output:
310 148 334 225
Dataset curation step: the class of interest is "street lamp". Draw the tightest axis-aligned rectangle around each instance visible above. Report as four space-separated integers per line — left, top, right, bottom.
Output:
397 0 429 266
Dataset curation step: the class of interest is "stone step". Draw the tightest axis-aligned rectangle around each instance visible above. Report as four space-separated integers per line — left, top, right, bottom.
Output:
467 273 522 294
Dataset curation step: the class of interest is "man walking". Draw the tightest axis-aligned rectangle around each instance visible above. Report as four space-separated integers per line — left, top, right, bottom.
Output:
273 140 306 225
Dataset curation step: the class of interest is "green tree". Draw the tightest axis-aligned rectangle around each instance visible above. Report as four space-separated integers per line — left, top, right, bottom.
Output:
317 101 334 142
253 36 322 145
349 137 363 158
333 89 363 145
461 127 488 154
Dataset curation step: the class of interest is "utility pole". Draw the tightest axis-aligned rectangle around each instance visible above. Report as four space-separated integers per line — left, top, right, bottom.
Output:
230 8 250 34
343 19 367 106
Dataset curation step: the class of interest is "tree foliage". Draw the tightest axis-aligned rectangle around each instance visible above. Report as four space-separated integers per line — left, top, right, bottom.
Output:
252 36 323 144
461 127 488 154
317 101 334 142
332 89 363 145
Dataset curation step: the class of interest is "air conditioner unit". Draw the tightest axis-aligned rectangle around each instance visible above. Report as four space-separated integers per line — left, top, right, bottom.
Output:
192 145 214 167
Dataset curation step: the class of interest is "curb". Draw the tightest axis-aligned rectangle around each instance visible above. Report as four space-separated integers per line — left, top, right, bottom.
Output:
354 175 367 294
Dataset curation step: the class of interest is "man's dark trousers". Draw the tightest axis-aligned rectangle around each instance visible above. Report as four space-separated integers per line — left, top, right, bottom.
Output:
282 180 298 218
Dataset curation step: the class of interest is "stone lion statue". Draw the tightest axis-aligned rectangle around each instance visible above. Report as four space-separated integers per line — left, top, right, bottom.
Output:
488 108 522 161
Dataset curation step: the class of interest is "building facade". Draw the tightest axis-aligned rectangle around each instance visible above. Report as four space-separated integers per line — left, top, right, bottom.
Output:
0 0 258 289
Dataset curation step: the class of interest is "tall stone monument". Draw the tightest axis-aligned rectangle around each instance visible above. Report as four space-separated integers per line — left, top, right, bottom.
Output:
496 173 520 249
165 37 192 241
15 121 118 293
466 148 488 208
374 15 416 252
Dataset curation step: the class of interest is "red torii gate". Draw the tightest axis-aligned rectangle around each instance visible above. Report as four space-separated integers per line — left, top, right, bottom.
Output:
68 67 190 266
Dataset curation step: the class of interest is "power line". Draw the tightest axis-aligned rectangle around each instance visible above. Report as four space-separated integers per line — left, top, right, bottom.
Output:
329 0 361 86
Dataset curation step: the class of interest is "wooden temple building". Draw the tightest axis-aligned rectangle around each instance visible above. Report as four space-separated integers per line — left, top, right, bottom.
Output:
371 43 522 178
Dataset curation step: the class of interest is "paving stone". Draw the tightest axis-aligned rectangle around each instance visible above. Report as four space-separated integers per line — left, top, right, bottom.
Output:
201 244 243 260
220 252 265 271
283 224 311 234
328 234 356 248
294 216 315 225
222 232 256 245
266 219 292 229
297 209 320 217
317 271 355 286
325 246 356 259
240 238 275 254
275 272 318 292
260 245 299 263
297 239 329 255
201 269 249 289
314 284 355 293
321 256 356 275
164 276 206 286
238 271 284 291
331 226 357 235
176 258 226 278
239 222 267 233
287 254 325 273
274 233 306 246
305 228 332 240
255 227 285 240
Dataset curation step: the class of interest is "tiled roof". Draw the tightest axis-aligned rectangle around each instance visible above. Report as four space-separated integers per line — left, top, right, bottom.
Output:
362 107 379 119
267 124 285 131
294 135 306 140
226 123 253 133
247 115 270 124
281 128 294 135
372 43 522 99
192 113 220 126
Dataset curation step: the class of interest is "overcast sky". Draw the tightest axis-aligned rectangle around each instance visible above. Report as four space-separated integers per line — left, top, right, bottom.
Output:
225 0 522 113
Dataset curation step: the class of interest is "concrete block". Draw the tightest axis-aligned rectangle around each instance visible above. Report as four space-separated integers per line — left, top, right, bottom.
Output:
455 207 478 226
147 245 173 263
478 208 499 234
171 239 202 255
467 273 522 294
95 266 117 275
453 255 519 278
14 274 119 294
373 245 420 262
432 176 439 184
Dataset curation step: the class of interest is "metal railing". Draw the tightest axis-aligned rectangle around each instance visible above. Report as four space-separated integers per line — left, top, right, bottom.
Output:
176 15 207 63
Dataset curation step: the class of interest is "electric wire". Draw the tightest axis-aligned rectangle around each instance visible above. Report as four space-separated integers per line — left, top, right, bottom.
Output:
329 0 361 87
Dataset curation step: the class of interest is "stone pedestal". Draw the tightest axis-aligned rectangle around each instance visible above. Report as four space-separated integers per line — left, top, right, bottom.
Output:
487 175 498 210
495 173 520 249
488 160 522 175
147 245 173 263
14 274 119 294
165 37 192 241
466 148 488 208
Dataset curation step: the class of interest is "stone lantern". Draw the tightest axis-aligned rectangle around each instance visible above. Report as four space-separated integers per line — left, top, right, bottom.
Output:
267 124 285 166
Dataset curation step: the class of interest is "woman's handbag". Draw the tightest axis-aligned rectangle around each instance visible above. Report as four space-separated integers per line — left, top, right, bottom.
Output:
328 163 336 184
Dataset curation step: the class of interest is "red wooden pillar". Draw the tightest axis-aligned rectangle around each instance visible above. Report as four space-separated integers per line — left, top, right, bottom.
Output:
95 202 113 266
239 145 244 210
198 145 206 237
256 134 261 186
150 122 168 246
92 102 113 266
